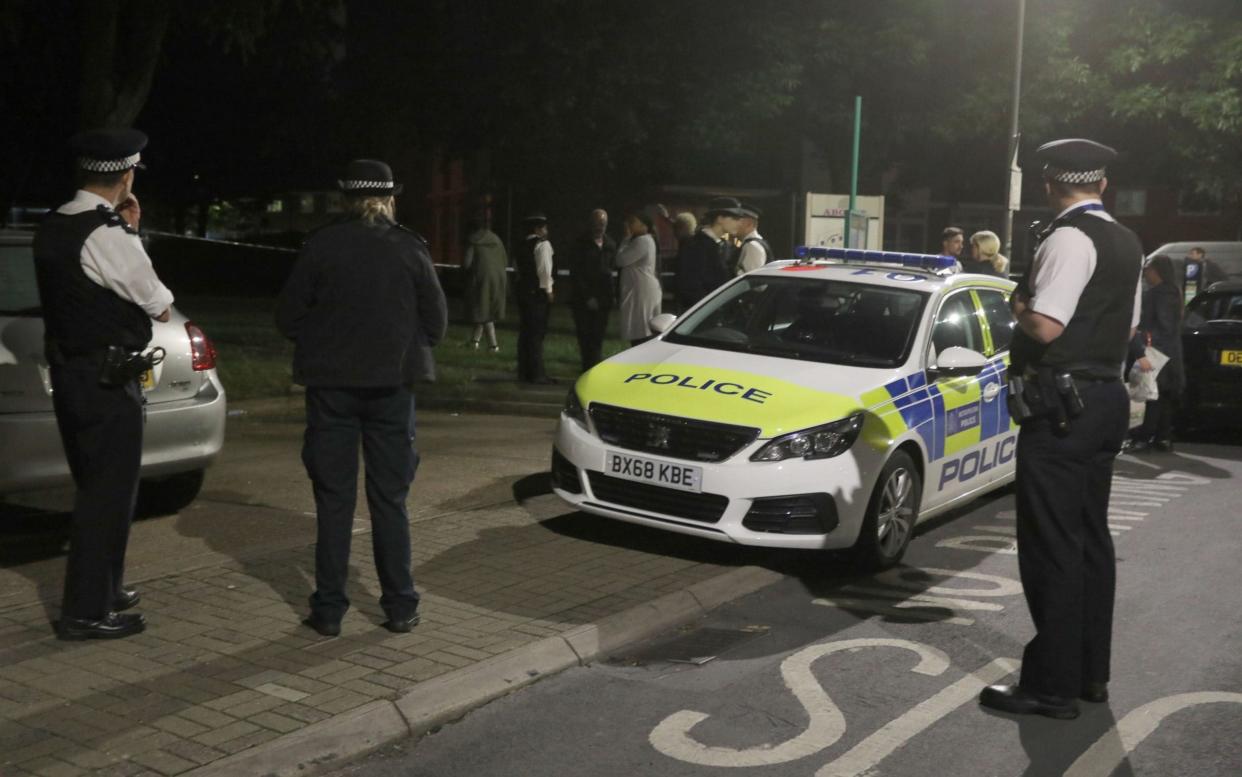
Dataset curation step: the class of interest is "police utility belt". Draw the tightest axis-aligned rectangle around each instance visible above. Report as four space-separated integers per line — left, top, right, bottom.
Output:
1006 367 1100 435
47 340 165 387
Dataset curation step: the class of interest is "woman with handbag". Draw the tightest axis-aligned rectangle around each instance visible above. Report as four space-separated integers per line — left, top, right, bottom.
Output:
1127 255 1185 452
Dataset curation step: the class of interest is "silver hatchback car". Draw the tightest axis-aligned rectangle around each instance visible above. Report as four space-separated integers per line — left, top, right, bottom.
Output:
0 228 226 512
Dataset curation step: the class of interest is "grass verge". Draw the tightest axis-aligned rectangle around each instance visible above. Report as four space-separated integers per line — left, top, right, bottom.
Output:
179 295 632 402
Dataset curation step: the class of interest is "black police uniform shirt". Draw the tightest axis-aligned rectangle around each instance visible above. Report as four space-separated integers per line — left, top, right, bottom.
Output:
55 190 174 321
1028 198 1141 336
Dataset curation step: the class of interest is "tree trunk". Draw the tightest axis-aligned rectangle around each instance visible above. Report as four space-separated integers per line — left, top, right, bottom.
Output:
78 0 173 129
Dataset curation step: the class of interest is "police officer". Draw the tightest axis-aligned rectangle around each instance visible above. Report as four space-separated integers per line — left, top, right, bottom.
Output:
276 159 448 637
734 204 773 274
515 213 556 384
675 196 742 311
979 139 1143 719
33 128 174 640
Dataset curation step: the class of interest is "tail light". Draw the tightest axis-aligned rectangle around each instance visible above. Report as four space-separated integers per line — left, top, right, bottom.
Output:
186 322 217 371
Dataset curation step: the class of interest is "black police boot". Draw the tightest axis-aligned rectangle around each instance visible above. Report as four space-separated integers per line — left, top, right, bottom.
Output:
114 586 140 611
383 611 421 634
979 684 1080 720
302 614 341 638
1081 682 1109 703
57 612 146 641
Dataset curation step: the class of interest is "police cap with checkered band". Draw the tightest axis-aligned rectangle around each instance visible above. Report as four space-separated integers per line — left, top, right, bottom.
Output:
1036 138 1117 184
337 159 403 196
69 128 148 173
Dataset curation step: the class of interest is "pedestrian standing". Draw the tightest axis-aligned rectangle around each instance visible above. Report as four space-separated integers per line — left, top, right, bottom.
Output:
979 138 1143 720
33 128 174 640
962 230 1009 277
940 226 965 260
616 209 662 346
734 204 773 274
1183 246 1226 300
567 209 617 371
1127 255 1185 452
463 216 507 353
276 159 447 637
675 196 741 311
514 213 556 384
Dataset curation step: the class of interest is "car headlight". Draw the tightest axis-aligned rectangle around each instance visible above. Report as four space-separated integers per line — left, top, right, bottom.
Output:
750 413 864 462
564 387 588 428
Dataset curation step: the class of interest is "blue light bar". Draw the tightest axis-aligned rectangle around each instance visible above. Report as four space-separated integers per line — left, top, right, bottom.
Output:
794 246 957 272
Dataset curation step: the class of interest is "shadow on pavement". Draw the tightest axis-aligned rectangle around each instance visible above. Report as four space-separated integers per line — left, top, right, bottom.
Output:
0 500 71 625
171 493 380 624
1010 703 1134 777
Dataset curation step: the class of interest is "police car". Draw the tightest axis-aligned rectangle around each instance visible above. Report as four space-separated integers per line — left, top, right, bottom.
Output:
551 247 1018 569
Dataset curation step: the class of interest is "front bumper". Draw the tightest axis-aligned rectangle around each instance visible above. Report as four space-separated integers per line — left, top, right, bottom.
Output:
551 412 876 550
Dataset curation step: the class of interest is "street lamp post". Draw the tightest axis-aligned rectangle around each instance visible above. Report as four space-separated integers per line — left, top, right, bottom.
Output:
1002 0 1026 261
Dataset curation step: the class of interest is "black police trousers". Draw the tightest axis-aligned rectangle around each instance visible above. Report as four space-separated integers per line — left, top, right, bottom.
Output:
50 361 143 620
302 386 420 623
516 289 550 382
1014 379 1129 698
571 303 609 372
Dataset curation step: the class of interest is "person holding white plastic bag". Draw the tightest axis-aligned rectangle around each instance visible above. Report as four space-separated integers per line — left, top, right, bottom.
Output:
1126 255 1184 452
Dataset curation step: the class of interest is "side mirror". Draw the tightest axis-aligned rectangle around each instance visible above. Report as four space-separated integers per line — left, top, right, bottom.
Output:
649 313 677 334
930 346 989 377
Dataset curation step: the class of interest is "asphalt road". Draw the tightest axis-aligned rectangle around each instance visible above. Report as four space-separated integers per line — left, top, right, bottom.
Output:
326 440 1242 777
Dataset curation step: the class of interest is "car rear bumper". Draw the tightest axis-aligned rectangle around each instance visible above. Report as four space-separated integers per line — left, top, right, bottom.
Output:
0 371 226 493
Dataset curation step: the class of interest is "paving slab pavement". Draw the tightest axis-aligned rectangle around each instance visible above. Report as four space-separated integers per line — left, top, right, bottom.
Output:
0 403 785 776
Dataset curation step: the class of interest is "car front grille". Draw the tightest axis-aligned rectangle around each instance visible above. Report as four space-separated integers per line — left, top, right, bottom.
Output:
588 403 759 462
586 471 729 524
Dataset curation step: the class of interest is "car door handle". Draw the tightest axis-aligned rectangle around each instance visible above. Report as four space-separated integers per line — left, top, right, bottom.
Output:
982 382 1001 402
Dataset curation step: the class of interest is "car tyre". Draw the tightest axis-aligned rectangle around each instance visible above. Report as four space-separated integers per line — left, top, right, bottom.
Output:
852 450 920 571
136 469 205 517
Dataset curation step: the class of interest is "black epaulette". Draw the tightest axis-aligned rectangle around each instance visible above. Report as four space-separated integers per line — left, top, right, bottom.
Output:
95 203 139 235
391 221 430 248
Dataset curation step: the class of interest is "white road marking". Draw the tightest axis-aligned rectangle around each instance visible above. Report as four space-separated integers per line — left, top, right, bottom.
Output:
841 587 1004 612
972 525 1016 536
934 535 1017 554
1064 692 1242 777
816 658 1020 777
649 639 950 768
871 567 1024 598
813 597 976 626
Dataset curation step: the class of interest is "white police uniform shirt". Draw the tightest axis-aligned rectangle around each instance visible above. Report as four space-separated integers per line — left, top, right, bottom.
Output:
57 190 174 317
1028 198 1141 330
736 230 767 275
534 239 554 294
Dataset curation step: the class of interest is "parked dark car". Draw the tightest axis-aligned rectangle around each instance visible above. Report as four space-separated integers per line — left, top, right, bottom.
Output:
1179 281 1242 429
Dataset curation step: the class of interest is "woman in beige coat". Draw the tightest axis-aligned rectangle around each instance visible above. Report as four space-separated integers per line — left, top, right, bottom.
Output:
615 210 662 346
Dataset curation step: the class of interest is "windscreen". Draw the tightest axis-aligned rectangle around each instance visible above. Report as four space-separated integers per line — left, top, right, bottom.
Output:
1185 291 1242 326
0 244 40 315
665 276 927 367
